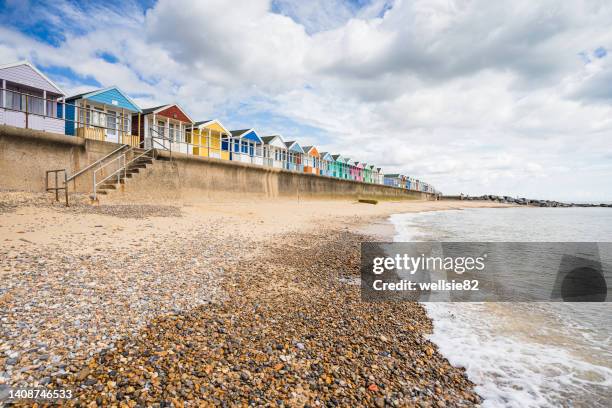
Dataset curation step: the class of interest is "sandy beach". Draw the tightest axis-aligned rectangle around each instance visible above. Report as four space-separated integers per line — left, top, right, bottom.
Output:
0 191 511 406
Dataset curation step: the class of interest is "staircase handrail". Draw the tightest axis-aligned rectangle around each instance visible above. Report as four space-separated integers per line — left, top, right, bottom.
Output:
66 144 130 183
93 149 130 188
92 148 155 200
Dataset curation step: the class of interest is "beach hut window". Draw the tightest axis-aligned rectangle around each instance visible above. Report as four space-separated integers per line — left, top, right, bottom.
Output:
106 111 116 135
5 89 22 111
85 105 92 126
91 107 105 128
29 95 44 115
157 120 165 138
46 97 57 117
169 123 175 142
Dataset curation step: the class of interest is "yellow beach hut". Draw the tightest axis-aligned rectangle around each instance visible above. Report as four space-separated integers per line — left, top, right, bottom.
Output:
190 119 231 160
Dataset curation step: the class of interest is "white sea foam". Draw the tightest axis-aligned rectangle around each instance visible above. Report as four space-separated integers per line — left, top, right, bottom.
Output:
390 208 612 407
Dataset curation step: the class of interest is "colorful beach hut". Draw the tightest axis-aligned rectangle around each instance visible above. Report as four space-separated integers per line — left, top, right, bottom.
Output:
363 164 374 183
227 129 264 165
374 167 384 184
135 104 193 153
0 61 65 134
65 86 141 146
384 174 402 188
302 145 320 175
346 159 358 181
261 135 287 168
354 161 365 182
406 176 413 190
318 152 334 177
284 141 304 171
331 154 346 179
340 157 352 180
190 119 230 160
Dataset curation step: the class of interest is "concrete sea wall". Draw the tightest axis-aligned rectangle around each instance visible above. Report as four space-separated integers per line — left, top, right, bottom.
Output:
0 125 435 202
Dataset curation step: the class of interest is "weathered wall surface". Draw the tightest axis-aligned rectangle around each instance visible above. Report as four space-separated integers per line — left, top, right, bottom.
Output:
0 125 435 202
0 125 122 192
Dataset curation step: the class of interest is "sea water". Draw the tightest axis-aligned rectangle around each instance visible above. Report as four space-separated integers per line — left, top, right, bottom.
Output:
390 207 612 408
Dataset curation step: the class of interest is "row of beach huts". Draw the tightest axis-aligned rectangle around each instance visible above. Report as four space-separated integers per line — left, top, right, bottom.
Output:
0 61 438 194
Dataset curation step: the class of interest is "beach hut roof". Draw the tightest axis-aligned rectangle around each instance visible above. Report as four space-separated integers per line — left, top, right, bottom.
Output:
66 86 142 113
319 152 334 161
0 60 65 95
230 128 263 144
261 135 287 148
141 105 167 115
141 104 194 123
302 145 319 156
194 119 230 134
65 86 142 112
284 140 304 153
332 154 345 162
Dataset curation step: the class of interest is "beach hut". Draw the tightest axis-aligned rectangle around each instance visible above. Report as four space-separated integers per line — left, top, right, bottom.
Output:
354 162 366 182
331 154 349 179
0 61 65 134
302 145 320 175
135 104 193 153
65 86 141 146
365 165 376 184
375 167 384 184
227 129 264 165
330 154 342 178
341 157 353 180
384 174 402 188
318 152 334 176
190 119 230 160
261 135 287 168
346 159 359 181
284 141 305 171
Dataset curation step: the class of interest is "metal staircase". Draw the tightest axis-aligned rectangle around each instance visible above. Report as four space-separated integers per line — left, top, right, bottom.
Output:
45 128 174 205
92 147 156 199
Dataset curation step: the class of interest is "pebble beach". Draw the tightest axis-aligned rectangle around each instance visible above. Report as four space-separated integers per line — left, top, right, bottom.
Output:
0 192 509 406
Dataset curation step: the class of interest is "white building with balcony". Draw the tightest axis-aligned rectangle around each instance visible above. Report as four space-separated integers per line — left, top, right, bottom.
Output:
0 61 65 134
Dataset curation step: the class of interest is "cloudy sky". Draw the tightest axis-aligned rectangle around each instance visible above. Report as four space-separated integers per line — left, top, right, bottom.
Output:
1 0 611 201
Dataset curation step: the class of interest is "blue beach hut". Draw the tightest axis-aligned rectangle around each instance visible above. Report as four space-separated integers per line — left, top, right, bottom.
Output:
284 141 305 171
64 86 141 146
227 129 264 165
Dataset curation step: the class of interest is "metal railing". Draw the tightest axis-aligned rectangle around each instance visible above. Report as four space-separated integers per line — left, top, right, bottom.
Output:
45 169 69 206
92 147 155 200
93 149 130 200
66 144 130 183
1 88 140 145
2 90 440 193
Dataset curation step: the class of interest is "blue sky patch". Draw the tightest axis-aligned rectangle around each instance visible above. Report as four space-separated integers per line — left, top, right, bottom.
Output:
42 65 102 89
594 46 607 59
96 51 119 64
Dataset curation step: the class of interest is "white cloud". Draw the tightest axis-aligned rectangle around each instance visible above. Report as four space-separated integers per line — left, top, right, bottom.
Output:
1 0 611 200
